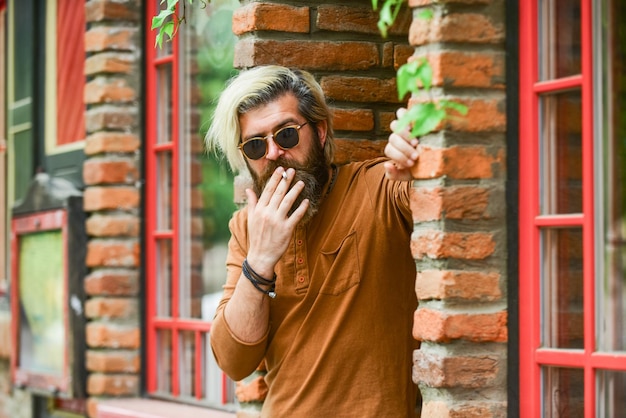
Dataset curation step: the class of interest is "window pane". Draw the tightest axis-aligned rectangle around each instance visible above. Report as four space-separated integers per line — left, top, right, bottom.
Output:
157 64 172 144
541 228 584 349
598 370 626 417
542 367 584 417
597 0 626 353
155 0 173 58
178 1 238 320
539 0 581 80
157 330 172 393
157 152 172 230
539 91 583 214
157 239 172 317
179 331 196 398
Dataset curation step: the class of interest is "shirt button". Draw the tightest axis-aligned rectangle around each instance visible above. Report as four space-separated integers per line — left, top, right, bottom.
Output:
297 240 303 245
298 277 305 283
297 258 304 264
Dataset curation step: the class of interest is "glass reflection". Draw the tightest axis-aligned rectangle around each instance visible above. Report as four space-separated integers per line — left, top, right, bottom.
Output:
541 228 584 349
597 0 626 352
542 367 584 417
177 0 238 320
539 0 581 80
539 91 583 214
598 370 626 417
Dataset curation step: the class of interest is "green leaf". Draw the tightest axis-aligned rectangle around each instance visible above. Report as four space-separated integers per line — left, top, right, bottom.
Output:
417 9 434 21
441 100 469 116
372 0 380 10
399 103 446 137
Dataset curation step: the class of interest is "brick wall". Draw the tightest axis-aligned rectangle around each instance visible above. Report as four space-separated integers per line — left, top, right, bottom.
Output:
408 0 508 416
82 0 142 416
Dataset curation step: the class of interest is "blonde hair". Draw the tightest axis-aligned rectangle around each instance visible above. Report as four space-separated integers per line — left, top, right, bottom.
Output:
205 66 335 173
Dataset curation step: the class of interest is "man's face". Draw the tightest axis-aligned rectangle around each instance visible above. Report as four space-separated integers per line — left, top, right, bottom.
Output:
239 93 330 223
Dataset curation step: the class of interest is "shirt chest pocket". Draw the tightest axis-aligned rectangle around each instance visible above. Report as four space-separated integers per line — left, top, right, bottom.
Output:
318 230 361 296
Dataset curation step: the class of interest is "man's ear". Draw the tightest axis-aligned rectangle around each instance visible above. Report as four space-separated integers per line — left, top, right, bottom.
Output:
316 119 328 147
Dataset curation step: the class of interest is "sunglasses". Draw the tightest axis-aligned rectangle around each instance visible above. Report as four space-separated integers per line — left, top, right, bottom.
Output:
238 122 308 160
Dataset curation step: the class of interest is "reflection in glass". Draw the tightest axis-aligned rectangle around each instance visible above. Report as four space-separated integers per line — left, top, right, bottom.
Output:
156 152 172 231
598 370 626 417
157 64 172 144
541 228 583 349
157 329 172 393
542 367 584 417
179 331 196 397
157 239 172 317
539 91 583 214
539 0 581 80
597 0 626 353
177 1 238 320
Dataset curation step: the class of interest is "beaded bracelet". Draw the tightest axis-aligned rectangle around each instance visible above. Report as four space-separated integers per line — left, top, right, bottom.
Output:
242 259 277 298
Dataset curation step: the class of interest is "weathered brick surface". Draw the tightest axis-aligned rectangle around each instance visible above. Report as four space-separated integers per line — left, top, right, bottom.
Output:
86 239 140 267
413 350 501 387
85 26 138 52
333 139 386 165
87 373 139 396
86 322 140 349
235 375 269 403
85 78 136 104
83 158 138 185
420 400 507 418
83 186 140 211
86 350 140 373
86 214 140 237
84 52 135 75
322 76 399 103
85 297 138 319
232 3 309 35
86 0 139 22
416 270 502 301
413 308 507 343
332 108 375 132
84 269 139 296
84 132 140 155
411 231 496 260
409 12 505 46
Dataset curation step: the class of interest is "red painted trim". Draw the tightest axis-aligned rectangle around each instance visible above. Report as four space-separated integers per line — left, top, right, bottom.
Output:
533 74 583 93
152 318 212 331
518 0 540 415
580 1 595 416
534 214 584 227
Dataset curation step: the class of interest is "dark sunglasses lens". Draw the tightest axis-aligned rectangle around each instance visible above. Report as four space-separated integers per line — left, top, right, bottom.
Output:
275 127 299 149
242 139 267 160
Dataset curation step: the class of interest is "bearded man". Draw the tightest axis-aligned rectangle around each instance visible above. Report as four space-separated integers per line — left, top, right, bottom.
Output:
206 66 421 417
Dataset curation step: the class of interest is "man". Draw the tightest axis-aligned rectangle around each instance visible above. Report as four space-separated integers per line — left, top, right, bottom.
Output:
206 66 421 417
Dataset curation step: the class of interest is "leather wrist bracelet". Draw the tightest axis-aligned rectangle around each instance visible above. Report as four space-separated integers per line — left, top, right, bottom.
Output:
242 259 277 298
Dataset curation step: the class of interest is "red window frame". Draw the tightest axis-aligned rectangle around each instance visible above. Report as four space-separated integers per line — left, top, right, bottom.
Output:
519 0 626 416
144 2 233 407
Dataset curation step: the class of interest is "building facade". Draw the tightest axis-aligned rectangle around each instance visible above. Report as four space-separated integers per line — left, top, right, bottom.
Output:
0 0 624 417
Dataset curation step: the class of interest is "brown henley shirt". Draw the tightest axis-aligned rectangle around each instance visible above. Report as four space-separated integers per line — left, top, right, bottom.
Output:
211 158 418 417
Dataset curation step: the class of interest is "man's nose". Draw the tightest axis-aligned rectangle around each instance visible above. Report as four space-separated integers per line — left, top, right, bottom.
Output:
265 135 284 161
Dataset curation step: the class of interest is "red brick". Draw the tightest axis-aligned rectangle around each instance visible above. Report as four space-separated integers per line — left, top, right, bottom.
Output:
86 0 139 22
86 322 140 349
86 239 139 267
234 39 379 71
83 186 140 211
420 401 507 418
409 12 504 46
442 186 493 219
413 308 508 343
411 230 496 260
232 3 309 35
87 214 139 237
410 187 443 222
333 139 386 165
415 270 502 301
446 98 506 133
85 132 140 155
85 106 138 133
86 350 140 373
332 108 374 132
413 350 501 388
379 111 397 134
410 145 504 180
84 269 139 296
87 373 139 396
317 5 386 35
85 297 138 319
85 78 136 104
87 398 99 418
83 158 138 185
85 26 137 52
426 51 505 88
394 44 414 70
85 52 135 75
322 76 399 103
236 376 268 403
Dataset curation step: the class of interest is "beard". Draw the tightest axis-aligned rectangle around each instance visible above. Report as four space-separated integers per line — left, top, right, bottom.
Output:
248 139 330 225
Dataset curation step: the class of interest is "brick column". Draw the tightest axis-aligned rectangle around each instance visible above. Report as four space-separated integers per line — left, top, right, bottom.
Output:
407 0 508 416
82 1 142 416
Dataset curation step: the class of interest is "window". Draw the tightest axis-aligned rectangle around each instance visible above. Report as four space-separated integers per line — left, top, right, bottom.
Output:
6 0 85 205
519 0 626 416
145 0 239 409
